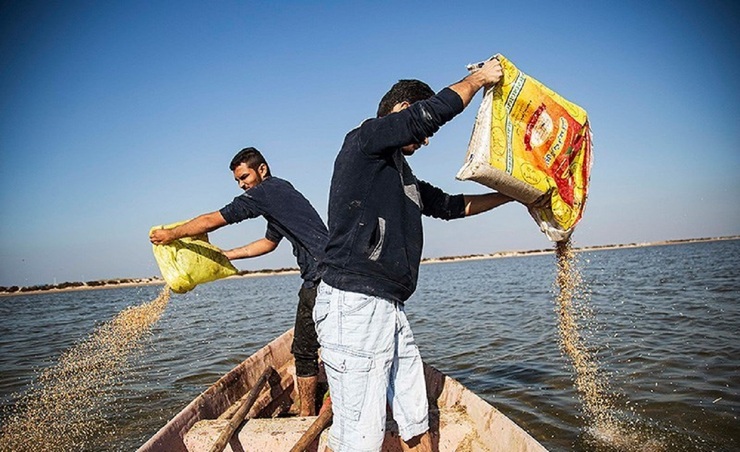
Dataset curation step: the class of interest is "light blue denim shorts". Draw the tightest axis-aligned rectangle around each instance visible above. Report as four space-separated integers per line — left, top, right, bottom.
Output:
313 281 428 452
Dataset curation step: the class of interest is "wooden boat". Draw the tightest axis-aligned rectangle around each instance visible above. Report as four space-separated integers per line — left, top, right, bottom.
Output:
138 329 548 452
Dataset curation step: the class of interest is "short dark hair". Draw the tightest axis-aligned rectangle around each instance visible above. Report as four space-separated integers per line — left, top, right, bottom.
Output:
229 147 271 176
376 79 435 117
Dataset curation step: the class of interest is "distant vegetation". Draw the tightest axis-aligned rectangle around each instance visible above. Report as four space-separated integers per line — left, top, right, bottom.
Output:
2 236 736 296
0 277 163 295
236 268 298 276
420 236 739 262
0 268 301 296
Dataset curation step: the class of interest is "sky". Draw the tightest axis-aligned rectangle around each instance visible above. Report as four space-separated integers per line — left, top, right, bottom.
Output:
0 0 738 287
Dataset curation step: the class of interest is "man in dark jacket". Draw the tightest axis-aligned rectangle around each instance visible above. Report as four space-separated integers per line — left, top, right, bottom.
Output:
150 147 327 416
314 59 514 451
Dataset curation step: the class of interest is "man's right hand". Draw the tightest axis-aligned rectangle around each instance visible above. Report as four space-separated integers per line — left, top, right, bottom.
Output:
149 212 228 246
150 228 176 245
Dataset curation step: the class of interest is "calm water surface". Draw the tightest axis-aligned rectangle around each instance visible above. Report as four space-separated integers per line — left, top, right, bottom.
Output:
1 240 738 451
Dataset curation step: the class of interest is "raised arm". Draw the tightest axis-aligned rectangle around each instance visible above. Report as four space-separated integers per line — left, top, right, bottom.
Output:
355 58 502 157
222 238 278 260
149 211 227 245
463 192 513 217
449 57 503 109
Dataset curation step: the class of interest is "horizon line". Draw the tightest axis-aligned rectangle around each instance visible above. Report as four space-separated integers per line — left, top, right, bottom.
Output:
2 235 738 296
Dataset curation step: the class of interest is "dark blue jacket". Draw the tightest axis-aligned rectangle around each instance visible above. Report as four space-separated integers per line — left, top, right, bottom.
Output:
220 177 327 286
322 88 467 303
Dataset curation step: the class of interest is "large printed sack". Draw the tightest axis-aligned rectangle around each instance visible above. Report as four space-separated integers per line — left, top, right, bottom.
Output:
150 221 238 293
457 54 593 242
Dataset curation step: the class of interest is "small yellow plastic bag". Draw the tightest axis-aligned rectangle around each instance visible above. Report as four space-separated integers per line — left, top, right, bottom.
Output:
457 54 593 242
150 221 238 293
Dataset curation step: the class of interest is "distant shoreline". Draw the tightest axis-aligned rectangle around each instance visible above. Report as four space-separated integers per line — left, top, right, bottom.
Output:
421 235 740 264
2 235 736 297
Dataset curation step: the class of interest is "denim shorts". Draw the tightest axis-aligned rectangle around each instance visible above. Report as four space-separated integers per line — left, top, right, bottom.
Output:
313 281 428 451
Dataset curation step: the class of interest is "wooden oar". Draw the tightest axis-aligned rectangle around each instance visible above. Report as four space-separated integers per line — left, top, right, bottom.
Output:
289 397 333 452
208 366 274 452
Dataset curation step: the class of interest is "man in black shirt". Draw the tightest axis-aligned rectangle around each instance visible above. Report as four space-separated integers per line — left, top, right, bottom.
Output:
150 147 327 416
315 59 515 451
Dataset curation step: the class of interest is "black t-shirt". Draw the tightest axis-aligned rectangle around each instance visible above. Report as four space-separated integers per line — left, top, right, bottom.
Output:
219 177 327 285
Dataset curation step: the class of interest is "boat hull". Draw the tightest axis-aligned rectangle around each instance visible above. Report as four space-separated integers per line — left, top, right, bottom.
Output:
138 329 547 451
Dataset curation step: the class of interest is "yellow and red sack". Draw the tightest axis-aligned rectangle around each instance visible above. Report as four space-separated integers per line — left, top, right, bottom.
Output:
457 54 593 242
150 221 238 293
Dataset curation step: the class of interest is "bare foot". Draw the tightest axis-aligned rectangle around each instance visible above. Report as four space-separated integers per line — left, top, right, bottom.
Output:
404 431 432 451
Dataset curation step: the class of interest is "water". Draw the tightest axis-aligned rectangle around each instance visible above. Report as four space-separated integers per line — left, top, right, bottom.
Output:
1 240 738 451
0 289 170 450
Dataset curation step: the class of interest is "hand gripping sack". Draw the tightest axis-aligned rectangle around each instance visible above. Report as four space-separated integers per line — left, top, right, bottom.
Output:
457 54 593 242
150 221 238 293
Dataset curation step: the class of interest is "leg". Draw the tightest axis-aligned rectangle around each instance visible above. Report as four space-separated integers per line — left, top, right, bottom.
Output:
296 375 318 416
403 431 432 452
388 303 430 446
313 282 396 452
292 284 320 416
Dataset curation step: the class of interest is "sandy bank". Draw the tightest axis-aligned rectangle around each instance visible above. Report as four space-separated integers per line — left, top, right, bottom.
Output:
3 236 736 297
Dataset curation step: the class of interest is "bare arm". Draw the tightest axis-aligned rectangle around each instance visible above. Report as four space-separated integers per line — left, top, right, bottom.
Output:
449 57 503 109
149 211 227 245
222 238 278 260
463 192 513 217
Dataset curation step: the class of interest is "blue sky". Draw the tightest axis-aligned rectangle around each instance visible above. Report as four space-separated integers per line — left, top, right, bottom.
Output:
1 0 738 286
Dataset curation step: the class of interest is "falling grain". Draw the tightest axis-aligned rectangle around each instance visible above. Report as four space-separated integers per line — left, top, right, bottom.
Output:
555 240 666 451
0 287 171 452
555 239 615 424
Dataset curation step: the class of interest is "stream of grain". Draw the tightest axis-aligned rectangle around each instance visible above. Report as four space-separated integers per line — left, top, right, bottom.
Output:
0 287 171 452
555 240 668 451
